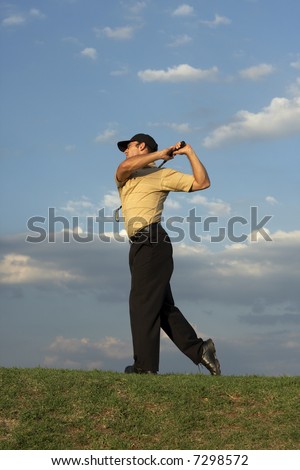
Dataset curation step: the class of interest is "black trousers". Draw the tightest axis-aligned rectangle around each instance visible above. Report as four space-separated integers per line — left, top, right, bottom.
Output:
129 224 204 372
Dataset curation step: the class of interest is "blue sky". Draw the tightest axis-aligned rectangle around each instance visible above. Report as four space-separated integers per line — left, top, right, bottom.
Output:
0 0 299 375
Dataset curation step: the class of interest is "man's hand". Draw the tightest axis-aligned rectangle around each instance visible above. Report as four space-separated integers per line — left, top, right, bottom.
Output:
172 141 189 155
160 147 175 162
161 141 187 161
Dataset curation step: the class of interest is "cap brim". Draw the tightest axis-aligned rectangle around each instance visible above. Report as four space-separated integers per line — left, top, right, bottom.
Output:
117 140 130 152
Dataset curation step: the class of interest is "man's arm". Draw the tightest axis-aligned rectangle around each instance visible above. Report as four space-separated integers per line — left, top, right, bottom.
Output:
173 144 210 191
116 147 175 183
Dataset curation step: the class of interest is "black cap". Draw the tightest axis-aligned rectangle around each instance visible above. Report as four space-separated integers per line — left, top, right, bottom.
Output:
117 133 158 152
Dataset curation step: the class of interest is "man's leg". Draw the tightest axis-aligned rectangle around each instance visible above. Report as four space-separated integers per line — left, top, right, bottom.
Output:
160 284 203 364
129 234 173 372
160 284 221 375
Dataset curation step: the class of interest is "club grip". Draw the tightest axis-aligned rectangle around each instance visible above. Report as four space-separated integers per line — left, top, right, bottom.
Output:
171 141 186 155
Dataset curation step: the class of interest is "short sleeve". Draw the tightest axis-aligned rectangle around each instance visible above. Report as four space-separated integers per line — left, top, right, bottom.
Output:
161 169 194 192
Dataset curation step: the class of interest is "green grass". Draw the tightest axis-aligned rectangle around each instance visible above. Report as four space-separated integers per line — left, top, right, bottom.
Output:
0 368 299 450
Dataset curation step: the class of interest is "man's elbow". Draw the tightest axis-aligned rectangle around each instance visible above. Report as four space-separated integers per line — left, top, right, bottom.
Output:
116 161 131 182
191 177 211 192
201 180 211 191
203 177 211 189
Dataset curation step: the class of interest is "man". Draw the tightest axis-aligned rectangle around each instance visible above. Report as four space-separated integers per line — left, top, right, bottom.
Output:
115 133 221 375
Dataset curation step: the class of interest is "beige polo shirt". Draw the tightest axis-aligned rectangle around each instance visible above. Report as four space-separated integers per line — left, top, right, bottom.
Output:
115 166 194 237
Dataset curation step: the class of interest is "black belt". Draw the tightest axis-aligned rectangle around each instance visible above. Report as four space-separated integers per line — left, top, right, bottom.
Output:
129 223 160 243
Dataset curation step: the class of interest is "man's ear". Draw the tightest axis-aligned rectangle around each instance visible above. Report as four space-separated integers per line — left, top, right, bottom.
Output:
138 142 146 152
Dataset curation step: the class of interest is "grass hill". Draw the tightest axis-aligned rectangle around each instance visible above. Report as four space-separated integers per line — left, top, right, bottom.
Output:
0 368 299 450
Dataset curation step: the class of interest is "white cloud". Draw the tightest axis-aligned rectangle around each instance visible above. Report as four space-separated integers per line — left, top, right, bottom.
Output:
169 122 193 133
265 196 278 205
172 229 300 308
164 198 181 210
213 230 300 280
96 336 131 358
172 4 194 17
129 1 147 16
200 14 231 28
287 77 300 97
95 129 117 143
62 36 83 46
49 336 90 353
110 66 129 76
239 63 275 80
149 121 194 133
103 191 121 209
48 335 131 361
60 196 98 216
44 335 131 370
190 195 231 216
101 26 135 40
0 253 80 285
80 47 97 60
2 228 300 319
290 60 300 70
29 9 46 19
2 15 26 26
2 228 299 375
167 34 192 48
2 9 46 26
138 64 218 82
203 95 300 148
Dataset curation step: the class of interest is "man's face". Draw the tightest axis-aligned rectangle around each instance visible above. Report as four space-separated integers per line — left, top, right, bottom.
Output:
124 141 141 158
